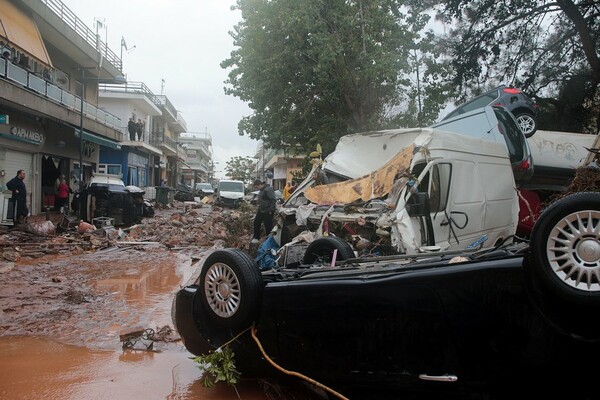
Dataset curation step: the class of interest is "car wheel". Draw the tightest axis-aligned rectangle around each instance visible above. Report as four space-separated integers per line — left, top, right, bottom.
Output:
303 236 356 265
529 192 600 306
514 112 537 137
198 249 263 331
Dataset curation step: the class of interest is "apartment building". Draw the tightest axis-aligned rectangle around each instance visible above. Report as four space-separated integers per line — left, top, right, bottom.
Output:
0 0 189 221
178 132 213 186
0 0 124 219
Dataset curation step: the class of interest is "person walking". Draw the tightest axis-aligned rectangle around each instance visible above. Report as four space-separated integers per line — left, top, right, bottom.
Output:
251 179 276 243
54 175 72 212
6 170 28 225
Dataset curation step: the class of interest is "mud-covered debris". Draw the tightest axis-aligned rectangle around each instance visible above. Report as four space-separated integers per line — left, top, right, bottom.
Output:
2 251 18 262
0 261 15 273
64 289 89 304
26 220 56 236
21 251 45 258
119 326 146 342
121 325 178 351
78 221 95 234
51 276 67 283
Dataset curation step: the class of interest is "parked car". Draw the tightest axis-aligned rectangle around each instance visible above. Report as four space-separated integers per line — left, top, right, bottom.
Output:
194 182 214 198
442 85 539 137
174 183 194 202
173 191 600 398
72 174 147 226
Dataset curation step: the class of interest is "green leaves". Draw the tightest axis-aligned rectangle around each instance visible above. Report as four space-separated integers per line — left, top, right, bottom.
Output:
222 0 446 156
192 346 241 388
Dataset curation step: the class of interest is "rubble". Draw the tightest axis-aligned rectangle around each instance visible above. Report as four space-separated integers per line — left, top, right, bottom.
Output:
0 199 258 260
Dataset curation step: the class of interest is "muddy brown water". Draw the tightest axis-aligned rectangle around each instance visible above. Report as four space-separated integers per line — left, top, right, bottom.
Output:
0 248 271 400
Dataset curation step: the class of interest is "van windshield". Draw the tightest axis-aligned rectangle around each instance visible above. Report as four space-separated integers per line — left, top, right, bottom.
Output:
219 182 244 192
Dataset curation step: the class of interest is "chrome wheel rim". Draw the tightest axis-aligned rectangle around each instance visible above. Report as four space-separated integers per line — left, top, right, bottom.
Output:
204 262 241 317
516 114 535 135
547 210 600 292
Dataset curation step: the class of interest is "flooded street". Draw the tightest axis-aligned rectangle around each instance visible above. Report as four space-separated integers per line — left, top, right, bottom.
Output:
0 229 270 399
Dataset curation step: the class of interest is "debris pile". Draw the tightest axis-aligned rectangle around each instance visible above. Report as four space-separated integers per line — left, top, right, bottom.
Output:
0 200 257 260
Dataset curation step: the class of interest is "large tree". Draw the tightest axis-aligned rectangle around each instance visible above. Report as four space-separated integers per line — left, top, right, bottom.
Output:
422 0 600 132
222 0 439 155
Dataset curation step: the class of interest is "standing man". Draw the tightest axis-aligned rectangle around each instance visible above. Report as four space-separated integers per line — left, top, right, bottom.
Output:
127 117 137 141
6 170 28 225
251 179 276 244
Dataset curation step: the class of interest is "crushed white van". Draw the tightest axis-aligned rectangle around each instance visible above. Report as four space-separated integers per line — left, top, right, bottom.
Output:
276 127 518 258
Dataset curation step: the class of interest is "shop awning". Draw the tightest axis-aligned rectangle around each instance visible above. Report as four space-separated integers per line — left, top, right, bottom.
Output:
74 129 121 150
0 0 52 66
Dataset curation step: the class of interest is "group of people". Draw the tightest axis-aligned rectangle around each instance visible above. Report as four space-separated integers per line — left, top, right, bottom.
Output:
6 170 72 227
127 117 145 141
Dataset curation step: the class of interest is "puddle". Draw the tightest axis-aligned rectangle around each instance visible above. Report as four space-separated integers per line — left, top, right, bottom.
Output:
95 254 192 329
0 336 268 400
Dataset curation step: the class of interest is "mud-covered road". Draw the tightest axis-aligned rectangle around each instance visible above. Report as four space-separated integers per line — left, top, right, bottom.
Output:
0 204 314 399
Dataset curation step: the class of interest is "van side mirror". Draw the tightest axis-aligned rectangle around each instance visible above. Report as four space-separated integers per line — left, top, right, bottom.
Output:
406 192 430 217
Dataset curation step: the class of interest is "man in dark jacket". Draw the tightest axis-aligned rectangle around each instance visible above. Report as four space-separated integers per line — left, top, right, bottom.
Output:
252 179 276 243
6 170 28 225
127 117 137 141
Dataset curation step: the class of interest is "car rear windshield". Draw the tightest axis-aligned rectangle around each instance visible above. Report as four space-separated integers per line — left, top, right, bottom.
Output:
219 182 244 192
196 184 212 190
445 90 499 119
493 108 524 163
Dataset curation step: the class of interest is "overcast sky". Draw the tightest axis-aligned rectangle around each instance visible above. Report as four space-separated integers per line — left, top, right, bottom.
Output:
63 0 257 177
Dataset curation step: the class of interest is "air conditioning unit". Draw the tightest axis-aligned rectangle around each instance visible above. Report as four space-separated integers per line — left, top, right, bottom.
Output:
0 46 11 59
54 70 69 88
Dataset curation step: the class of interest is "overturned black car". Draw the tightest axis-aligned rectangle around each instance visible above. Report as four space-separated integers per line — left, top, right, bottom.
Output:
72 174 153 226
173 191 600 399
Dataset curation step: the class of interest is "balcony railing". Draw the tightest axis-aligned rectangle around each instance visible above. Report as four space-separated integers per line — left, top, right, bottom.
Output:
0 57 122 130
99 81 162 109
40 0 122 71
156 95 178 120
150 131 177 151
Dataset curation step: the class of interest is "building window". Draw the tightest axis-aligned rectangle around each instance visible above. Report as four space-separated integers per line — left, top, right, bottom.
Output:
98 164 122 175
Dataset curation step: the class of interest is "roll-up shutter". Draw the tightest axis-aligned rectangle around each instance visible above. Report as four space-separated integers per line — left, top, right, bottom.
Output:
1 149 33 223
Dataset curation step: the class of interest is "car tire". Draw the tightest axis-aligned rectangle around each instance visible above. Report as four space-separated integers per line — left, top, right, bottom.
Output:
197 249 263 334
514 112 537 137
303 236 356 265
528 192 600 306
